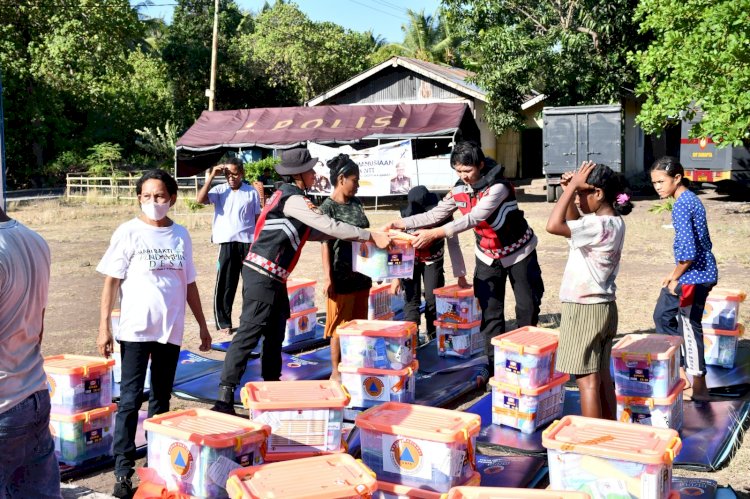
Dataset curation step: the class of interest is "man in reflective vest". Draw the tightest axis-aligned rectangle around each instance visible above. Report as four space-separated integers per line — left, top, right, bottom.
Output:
386 141 544 354
212 147 390 414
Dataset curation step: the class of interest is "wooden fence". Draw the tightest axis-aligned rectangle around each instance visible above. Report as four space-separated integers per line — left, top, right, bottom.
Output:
65 174 202 200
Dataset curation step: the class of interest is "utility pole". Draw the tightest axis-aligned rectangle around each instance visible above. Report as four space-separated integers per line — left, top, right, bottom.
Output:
207 0 219 111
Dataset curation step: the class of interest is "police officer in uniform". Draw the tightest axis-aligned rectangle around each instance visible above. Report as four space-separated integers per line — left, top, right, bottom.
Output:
385 141 544 355
212 147 390 414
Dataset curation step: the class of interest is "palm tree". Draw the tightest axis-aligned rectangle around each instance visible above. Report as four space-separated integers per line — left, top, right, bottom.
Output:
385 8 460 65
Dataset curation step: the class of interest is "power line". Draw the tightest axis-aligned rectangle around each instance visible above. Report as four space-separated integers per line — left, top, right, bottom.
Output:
344 0 407 21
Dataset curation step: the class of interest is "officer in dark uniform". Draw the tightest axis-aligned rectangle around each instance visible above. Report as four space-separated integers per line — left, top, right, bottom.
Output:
212 147 390 414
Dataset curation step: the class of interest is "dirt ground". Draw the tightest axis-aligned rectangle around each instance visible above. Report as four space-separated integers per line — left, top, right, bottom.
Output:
8 179 750 497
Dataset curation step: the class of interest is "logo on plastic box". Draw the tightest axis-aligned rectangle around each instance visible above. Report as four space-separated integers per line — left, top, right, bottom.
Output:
359 244 370 258
363 377 384 398
168 443 194 477
389 438 422 472
297 314 309 331
680 487 705 496
47 376 56 398
484 465 505 474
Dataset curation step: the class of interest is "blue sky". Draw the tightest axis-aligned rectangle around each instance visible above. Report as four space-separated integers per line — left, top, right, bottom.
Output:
133 0 443 43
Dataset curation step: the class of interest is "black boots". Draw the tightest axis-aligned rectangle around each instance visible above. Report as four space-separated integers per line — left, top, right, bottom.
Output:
211 384 237 416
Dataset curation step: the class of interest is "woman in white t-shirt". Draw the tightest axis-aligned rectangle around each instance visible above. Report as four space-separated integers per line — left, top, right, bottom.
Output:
546 161 633 420
96 169 211 498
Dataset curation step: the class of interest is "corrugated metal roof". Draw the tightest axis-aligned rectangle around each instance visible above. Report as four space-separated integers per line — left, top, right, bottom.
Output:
399 58 485 96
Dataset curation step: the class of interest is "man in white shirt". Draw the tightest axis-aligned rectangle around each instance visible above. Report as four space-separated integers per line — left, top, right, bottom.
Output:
0 207 60 497
197 158 261 335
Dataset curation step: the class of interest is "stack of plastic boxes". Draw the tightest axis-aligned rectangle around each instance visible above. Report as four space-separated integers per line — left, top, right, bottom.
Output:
336 319 418 419
368 282 395 320
433 284 483 357
611 334 684 430
44 354 116 466
284 278 319 346
143 408 271 497
702 288 745 368
241 380 349 461
489 327 567 434
356 402 481 497
543 415 681 498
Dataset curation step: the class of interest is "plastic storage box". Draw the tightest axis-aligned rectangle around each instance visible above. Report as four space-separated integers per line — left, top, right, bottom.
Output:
241 380 349 457
436 320 483 358
434 285 481 324
338 319 417 370
282 307 318 346
352 239 415 280
703 324 744 368
50 403 116 466
702 288 746 330
446 488 591 499
356 402 481 493
543 415 681 499
611 334 683 398
491 327 559 388
339 361 417 411
489 373 569 434
45 355 115 414
374 472 480 499
368 282 393 319
617 379 685 430
287 278 316 314
143 408 271 498
226 453 377 499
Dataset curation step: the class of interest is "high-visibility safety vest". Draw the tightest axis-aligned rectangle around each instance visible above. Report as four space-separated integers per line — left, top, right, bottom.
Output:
243 183 312 282
451 165 533 260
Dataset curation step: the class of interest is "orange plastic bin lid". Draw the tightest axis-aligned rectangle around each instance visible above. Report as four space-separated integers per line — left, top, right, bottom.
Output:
489 372 570 396
542 415 682 464
368 282 391 295
286 278 316 292
289 307 317 319
355 402 481 443
611 334 683 361
44 354 115 375
706 287 746 302
226 453 377 499
434 284 475 298
446 487 590 499
491 326 559 355
143 408 270 448
703 323 744 337
377 471 480 498
241 380 350 410
435 320 482 330
338 360 418 376
617 379 686 406
49 403 117 423
337 319 417 338
262 449 344 462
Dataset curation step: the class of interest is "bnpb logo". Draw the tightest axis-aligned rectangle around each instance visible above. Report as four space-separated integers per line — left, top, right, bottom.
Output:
169 442 194 477
297 314 309 332
390 438 423 472
363 377 384 398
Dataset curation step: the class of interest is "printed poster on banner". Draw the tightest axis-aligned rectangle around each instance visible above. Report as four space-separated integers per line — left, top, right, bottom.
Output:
307 140 414 197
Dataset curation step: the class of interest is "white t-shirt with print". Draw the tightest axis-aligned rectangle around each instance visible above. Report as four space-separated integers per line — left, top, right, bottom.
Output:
560 215 625 304
97 218 197 345
207 182 260 243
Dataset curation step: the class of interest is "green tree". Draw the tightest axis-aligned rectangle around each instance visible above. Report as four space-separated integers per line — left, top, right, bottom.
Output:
630 0 750 145
443 0 645 132
239 2 376 103
86 142 123 177
0 0 148 187
161 0 269 123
